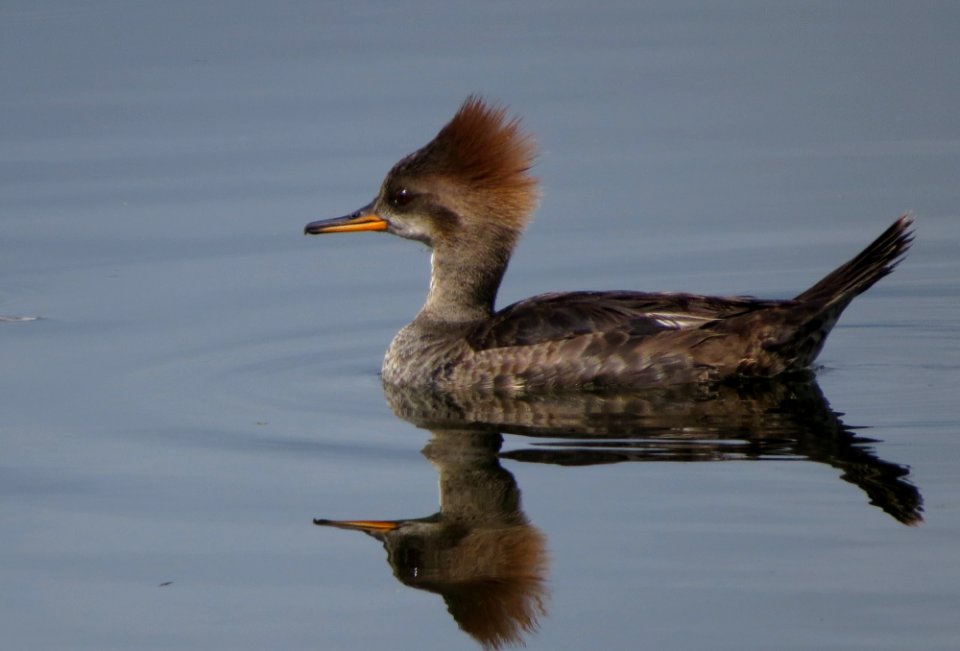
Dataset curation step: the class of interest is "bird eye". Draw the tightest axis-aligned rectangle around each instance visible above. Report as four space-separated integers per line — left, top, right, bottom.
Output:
389 187 413 208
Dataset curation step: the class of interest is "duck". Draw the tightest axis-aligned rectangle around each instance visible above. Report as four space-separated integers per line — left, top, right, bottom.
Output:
305 96 913 392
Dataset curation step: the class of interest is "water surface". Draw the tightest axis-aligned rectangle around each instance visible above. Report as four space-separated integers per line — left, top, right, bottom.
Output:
2 2 959 649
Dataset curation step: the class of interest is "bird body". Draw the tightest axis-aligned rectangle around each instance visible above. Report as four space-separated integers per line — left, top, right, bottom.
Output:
305 97 913 392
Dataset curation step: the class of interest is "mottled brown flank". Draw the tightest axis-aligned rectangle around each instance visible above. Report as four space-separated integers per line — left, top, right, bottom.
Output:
402 95 538 229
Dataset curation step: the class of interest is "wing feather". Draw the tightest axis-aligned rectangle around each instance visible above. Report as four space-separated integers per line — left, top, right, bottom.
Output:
469 291 781 351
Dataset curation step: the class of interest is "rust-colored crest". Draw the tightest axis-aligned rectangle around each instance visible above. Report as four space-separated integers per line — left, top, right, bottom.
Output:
405 95 539 227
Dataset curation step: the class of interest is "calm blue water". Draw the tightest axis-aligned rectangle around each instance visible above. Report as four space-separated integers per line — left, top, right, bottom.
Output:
3 2 959 649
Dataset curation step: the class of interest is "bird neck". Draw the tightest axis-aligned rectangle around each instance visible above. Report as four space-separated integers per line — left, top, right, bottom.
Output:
418 231 516 325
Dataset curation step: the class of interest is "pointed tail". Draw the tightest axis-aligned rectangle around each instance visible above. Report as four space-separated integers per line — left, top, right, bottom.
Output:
762 215 914 371
794 214 914 305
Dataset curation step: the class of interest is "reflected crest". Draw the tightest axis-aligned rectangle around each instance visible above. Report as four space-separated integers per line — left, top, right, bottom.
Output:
316 429 548 650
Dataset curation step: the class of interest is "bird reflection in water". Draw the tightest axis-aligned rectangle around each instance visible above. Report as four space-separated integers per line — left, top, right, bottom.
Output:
316 427 548 650
315 376 922 649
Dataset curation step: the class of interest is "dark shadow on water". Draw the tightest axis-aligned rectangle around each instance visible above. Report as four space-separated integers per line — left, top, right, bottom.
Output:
315 376 922 649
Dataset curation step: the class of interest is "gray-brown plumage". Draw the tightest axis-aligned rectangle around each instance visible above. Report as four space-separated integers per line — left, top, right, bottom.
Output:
305 96 914 392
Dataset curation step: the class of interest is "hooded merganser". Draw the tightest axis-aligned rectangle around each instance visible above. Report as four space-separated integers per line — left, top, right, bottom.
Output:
305 96 913 392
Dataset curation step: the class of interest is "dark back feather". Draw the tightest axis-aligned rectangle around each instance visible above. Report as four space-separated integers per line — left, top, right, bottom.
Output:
468 291 777 351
